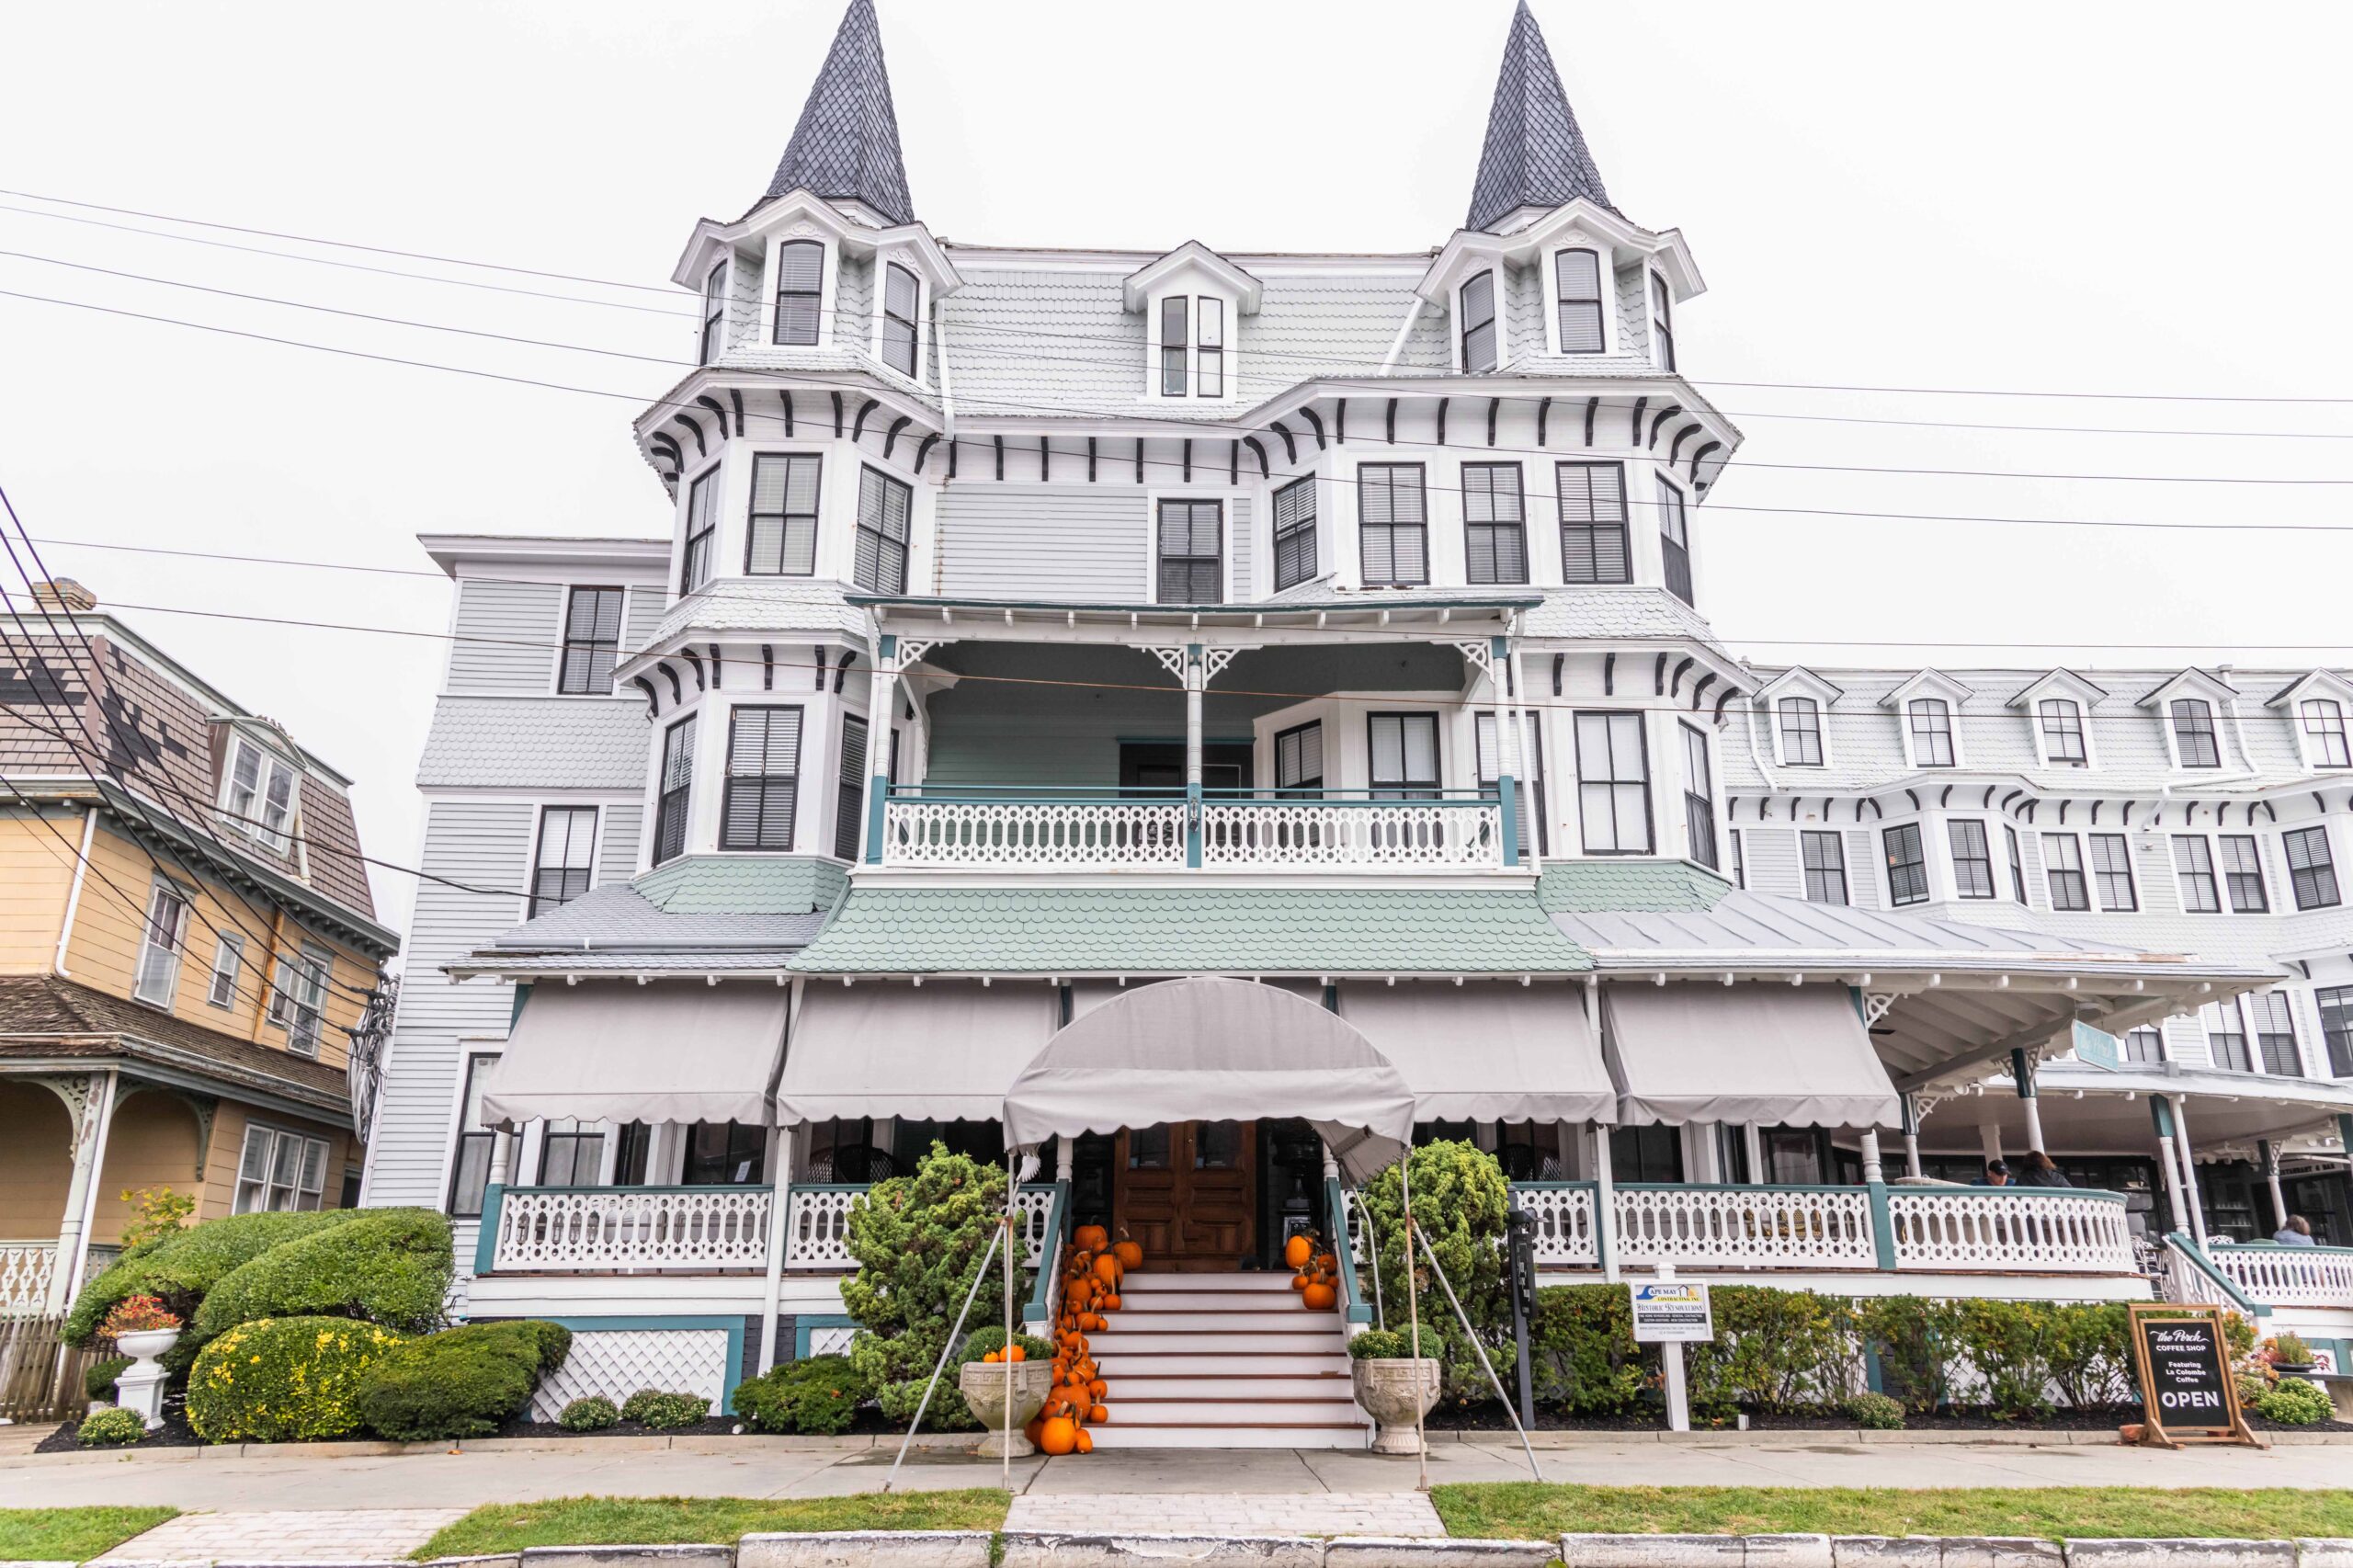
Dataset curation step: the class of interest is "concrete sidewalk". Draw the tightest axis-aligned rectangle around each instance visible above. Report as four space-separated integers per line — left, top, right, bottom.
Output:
5 1433 2351 1512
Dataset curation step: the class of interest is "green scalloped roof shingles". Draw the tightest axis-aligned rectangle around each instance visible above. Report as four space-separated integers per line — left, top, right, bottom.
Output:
1536 859 1734 915
788 886 1593 974
633 856 847 915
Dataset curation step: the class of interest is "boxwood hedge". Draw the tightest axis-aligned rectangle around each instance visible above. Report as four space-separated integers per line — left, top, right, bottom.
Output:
191 1208 453 1346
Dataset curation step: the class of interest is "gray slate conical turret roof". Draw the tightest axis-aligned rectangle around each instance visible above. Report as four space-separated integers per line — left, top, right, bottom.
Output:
757 0 915 226
1465 1 1617 233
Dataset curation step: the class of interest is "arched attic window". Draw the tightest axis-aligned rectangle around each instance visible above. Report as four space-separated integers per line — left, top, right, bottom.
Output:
1554 248 1603 353
774 241 824 347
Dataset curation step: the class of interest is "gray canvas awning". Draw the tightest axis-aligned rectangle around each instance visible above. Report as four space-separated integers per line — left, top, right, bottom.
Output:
1601 984 1900 1131
482 982 789 1128
1337 982 1616 1125
1004 977 1415 1183
777 980 1058 1124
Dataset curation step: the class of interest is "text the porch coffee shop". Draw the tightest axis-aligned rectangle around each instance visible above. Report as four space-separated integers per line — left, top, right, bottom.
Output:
2125 1304 2259 1448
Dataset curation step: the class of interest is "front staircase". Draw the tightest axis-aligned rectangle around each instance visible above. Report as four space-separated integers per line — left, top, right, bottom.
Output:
1086 1270 1369 1449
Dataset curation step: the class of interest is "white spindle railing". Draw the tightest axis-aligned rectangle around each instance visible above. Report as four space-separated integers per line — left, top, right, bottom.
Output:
1889 1189 2134 1275
783 1185 863 1269
1199 801 1503 869
0 1244 55 1315
491 1187 772 1272
2204 1244 2353 1308
1013 1185 1056 1267
882 799 1185 869
1614 1185 1879 1268
1514 1184 1600 1267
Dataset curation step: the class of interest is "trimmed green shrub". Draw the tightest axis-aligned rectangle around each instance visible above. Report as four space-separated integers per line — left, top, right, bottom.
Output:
63 1210 363 1346
1347 1328 1415 1360
351 1321 572 1441
621 1389 710 1428
85 1356 131 1402
842 1142 1025 1429
1686 1286 1861 1418
76 1407 148 1447
733 1357 870 1436
2043 1302 2131 1409
1358 1141 1513 1403
187 1316 407 1442
1858 1295 1964 1415
1529 1283 1646 1415
1847 1391 1905 1430
1957 1300 2054 1420
957 1327 1052 1366
192 1209 453 1346
2256 1378 2332 1426
559 1395 619 1432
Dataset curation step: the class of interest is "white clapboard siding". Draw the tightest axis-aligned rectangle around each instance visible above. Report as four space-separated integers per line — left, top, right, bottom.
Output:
935 486 1150 600
448 580 561 695
624 584 666 654
598 801 644 886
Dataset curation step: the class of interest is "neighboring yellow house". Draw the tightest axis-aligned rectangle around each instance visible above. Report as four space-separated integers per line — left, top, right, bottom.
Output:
0 581 398 1315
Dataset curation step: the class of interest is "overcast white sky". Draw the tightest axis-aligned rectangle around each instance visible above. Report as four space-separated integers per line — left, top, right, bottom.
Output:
5 0 2351 941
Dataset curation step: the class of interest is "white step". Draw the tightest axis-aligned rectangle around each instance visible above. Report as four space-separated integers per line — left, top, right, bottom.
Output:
1105 1290 1309 1311
1100 1309 1331 1332
1086 1330 1342 1355
1097 1373 1355 1400
1100 1398 1362 1425
1117 1271 1301 1293
1087 1424 1369 1449
1092 1350 1349 1377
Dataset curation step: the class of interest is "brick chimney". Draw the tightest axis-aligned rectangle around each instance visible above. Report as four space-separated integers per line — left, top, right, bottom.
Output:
29 578 97 613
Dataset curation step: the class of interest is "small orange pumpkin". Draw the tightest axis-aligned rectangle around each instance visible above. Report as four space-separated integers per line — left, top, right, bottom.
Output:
1004 1343 1027 1363
1100 1293 1121 1312
1290 1271 1310 1290
1087 1377 1108 1401
1088 1403 1111 1424
1025 1415 1047 1448
982 1349 1002 1363
1074 1426 1094 1453
1075 1224 1109 1252
1302 1280 1337 1311
1113 1239 1143 1269
1283 1233 1313 1269
1038 1415 1080 1455
1092 1254 1123 1287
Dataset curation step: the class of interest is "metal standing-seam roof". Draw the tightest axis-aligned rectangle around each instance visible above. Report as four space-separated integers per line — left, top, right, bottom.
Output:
1466 0 1620 232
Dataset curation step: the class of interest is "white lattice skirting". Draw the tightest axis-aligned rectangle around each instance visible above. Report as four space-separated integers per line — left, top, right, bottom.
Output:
530 1328 731 1421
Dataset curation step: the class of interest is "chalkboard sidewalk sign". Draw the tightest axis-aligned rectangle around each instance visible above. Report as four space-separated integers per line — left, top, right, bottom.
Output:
2126 1303 2263 1449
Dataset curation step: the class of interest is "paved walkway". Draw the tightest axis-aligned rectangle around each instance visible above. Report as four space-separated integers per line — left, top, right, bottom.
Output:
90 1508 466 1565
1006 1491 1445 1538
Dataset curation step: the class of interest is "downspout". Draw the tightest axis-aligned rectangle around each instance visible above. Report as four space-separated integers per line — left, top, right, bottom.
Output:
1379 296 1427 374
52 806 97 976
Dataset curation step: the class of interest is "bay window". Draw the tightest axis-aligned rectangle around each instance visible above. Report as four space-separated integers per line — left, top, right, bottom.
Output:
1369 712 1440 800
772 239 824 346
234 1122 328 1214
680 466 718 594
1681 723 1716 870
1461 462 1528 585
2089 833 2136 911
2287 825 2341 909
2220 835 2268 912
2172 835 2221 913
721 706 802 852
1554 249 1603 353
1650 270 1675 370
1802 831 1847 905
1460 270 1497 372
1656 478 1691 604
2041 833 2089 911
1882 823 1927 906
699 261 727 364
881 263 919 377
1948 819 1995 898
1574 711 1650 854
653 713 697 866
1272 476 1316 592
854 466 912 594
1555 461 1629 584
1358 464 1428 586
746 454 822 576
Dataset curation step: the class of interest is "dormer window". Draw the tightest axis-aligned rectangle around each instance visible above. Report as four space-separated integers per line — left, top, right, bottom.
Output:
1460 270 1498 372
2302 699 2352 767
1777 698 1824 766
1160 299 1188 395
1554 249 1603 353
2038 699 2087 767
773 240 824 347
222 737 298 852
699 261 728 364
2170 698 2222 767
1650 271 1675 371
680 467 718 594
1196 299 1224 398
1907 699 1955 767
881 263 920 378
1154 295 1230 398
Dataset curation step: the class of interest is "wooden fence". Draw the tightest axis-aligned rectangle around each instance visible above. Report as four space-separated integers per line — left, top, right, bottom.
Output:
0 1313 102 1423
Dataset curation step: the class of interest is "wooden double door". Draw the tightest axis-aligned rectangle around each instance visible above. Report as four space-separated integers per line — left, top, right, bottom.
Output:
1113 1120 1256 1270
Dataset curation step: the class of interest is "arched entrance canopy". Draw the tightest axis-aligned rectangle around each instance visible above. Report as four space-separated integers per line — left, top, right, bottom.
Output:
1003 977 1415 1184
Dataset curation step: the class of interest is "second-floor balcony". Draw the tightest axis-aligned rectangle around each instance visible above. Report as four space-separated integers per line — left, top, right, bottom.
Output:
879 785 1509 872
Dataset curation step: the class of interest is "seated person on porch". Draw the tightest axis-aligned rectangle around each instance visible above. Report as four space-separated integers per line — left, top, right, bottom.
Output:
1972 1159 2011 1187
2276 1215 2319 1247
2016 1150 2071 1188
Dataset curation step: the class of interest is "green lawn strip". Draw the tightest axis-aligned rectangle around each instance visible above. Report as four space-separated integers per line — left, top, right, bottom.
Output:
1431 1486 2353 1543
0 1506 179 1563
414 1493 1013 1559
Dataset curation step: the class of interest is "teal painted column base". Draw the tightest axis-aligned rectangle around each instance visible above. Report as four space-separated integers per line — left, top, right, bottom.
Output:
1867 1181 1897 1270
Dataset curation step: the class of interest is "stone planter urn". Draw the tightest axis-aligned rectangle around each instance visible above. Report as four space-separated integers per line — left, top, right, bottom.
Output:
1352 1357 1442 1455
112 1327 181 1432
958 1359 1052 1459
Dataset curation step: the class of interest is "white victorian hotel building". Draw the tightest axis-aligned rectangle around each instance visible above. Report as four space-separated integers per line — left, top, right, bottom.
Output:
360 0 2353 1437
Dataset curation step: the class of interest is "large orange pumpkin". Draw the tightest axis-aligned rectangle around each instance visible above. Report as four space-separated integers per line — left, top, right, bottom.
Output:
1075 1224 1108 1252
1302 1281 1337 1311
1112 1240 1143 1269
1038 1415 1080 1455
1283 1234 1313 1269
1092 1255 1123 1287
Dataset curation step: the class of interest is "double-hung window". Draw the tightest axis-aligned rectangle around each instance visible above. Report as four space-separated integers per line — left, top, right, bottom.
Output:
1358 464 1428 586
1650 271 1675 369
223 737 298 851
1555 249 1604 353
772 239 823 346
680 467 719 594
881 263 919 377
1681 722 1716 870
1908 699 1956 767
539 1119 603 1186
1460 270 1498 372
2123 1026 2166 1064
2220 835 2268 912
721 706 802 851
445 1053 499 1217
699 261 727 364
1655 478 1692 604
653 714 697 866
1882 823 1928 906
1275 722 1324 795
1195 298 1223 398
746 454 822 575
1802 830 1847 905
234 1123 327 1214
2042 833 2089 911
206 931 244 1009
1271 477 1316 592
2039 699 2087 766
853 467 912 594
134 879 191 1006
1778 698 1824 766
1461 462 1528 585
2248 992 2302 1076
529 806 597 916
1574 711 1651 854
1948 819 1995 898
2319 985 2353 1076
2006 824 2028 903
1369 713 1440 800
1159 298 1188 396
267 940 332 1055
2204 1001 2252 1074
2170 699 2222 767
557 586 626 694
1555 461 1629 584
2089 833 2136 911
2286 824 2341 909
1155 499 1222 604
2303 699 2352 767
2172 836 2221 913
834 714 868 862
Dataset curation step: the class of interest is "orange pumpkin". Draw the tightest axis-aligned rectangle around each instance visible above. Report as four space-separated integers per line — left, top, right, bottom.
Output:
1283 1233 1313 1269
1005 1344 1027 1363
1099 1293 1120 1312
1087 1377 1108 1401
982 1349 1002 1363
1113 1239 1143 1269
1302 1281 1337 1311
1314 1253 1338 1273
1092 1255 1123 1287
1074 1427 1094 1453
1290 1271 1310 1290
1075 1224 1109 1252
1025 1415 1047 1448
1038 1415 1080 1455
1088 1403 1111 1424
